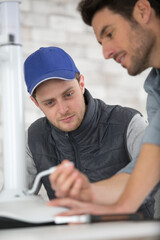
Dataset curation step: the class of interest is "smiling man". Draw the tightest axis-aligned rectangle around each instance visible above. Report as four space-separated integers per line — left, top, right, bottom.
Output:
24 47 153 217
90 3 156 76
48 0 160 217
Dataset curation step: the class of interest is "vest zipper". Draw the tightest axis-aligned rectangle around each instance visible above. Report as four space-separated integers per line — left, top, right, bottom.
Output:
65 132 81 170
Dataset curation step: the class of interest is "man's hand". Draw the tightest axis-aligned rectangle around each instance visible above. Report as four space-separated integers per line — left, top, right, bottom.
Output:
49 160 93 202
48 198 126 216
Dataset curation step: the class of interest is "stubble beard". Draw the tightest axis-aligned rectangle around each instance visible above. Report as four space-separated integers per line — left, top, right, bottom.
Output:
127 23 154 76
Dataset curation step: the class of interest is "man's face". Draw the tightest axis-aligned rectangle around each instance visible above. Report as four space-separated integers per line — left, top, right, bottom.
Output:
91 7 154 76
31 77 86 132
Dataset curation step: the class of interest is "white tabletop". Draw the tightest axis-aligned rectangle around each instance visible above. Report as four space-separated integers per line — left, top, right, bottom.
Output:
0 221 160 240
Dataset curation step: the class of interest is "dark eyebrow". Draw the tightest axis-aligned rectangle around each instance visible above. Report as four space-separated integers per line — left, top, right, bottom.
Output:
41 98 55 104
62 87 73 96
41 87 74 104
100 25 110 39
97 25 110 45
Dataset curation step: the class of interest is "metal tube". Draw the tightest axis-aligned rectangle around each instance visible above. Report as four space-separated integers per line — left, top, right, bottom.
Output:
0 1 21 43
0 0 26 195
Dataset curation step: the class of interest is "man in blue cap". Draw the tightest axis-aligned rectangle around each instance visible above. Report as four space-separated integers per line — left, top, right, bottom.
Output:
24 46 153 218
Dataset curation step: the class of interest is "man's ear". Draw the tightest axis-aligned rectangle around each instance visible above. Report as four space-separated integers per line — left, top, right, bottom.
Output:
30 96 40 108
133 0 151 24
79 74 85 94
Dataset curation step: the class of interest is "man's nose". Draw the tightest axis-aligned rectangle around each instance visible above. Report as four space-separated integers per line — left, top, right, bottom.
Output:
58 101 69 115
102 41 115 60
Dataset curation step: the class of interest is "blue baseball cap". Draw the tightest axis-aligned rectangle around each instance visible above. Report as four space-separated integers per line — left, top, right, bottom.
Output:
24 47 80 95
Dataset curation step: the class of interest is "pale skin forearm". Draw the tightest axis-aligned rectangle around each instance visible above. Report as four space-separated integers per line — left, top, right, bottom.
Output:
91 173 130 205
49 160 130 204
115 143 160 213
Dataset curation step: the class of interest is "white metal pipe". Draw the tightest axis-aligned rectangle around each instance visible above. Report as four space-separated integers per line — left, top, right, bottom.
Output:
0 1 21 43
1 45 26 192
0 0 26 194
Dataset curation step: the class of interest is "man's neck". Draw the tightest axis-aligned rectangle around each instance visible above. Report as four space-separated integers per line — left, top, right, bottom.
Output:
151 18 160 69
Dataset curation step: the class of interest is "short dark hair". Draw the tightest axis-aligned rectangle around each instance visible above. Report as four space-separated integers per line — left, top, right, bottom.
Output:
78 0 160 26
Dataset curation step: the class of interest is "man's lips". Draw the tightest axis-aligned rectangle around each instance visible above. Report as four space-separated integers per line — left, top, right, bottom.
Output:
60 115 74 122
114 52 126 65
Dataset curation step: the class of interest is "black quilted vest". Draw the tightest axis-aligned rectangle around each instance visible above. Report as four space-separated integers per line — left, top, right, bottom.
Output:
28 89 139 198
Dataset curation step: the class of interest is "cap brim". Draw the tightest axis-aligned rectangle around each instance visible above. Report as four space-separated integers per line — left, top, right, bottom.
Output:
29 70 77 95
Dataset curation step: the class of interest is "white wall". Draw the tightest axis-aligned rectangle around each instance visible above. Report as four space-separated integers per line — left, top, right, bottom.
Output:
19 0 149 129
1 0 158 214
